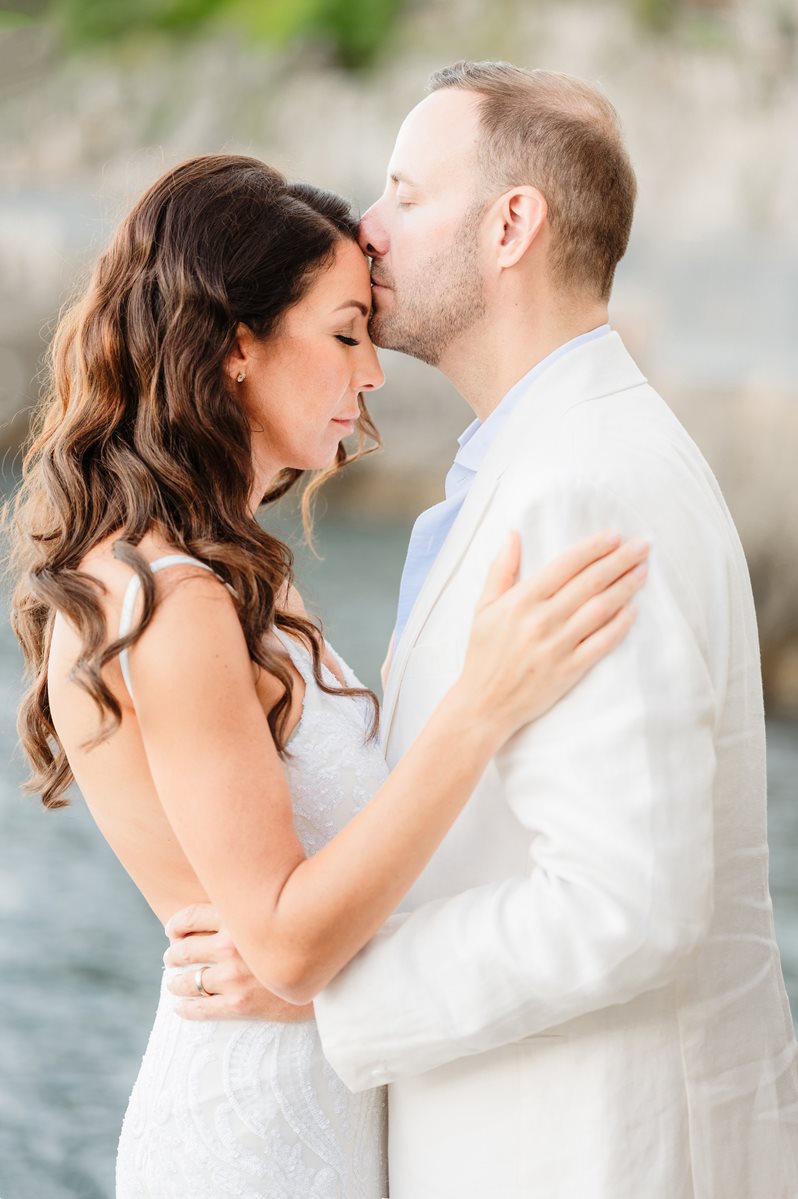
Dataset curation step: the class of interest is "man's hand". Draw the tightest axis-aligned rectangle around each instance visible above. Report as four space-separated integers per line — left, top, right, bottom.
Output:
163 903 314 1023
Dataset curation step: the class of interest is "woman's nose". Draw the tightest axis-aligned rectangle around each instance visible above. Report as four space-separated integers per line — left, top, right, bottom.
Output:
357 344 385 392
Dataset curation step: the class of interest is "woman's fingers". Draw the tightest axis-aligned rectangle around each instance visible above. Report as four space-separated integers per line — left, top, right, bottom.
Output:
548 537 649 621
476 531 521 610
561 561 648 647
523 530 623 601
462 527 649 739
570 601 639 673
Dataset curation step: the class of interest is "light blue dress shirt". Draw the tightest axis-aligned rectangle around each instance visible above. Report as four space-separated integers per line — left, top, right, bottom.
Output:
393 325 612 648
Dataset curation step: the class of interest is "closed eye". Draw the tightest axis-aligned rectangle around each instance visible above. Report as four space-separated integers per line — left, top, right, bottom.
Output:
336 335 360 346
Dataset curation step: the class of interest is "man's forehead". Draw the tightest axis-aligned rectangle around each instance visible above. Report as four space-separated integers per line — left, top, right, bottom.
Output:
387 89 482 188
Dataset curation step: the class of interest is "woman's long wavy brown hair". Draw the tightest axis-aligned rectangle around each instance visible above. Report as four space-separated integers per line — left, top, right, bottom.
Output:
8 154 381 809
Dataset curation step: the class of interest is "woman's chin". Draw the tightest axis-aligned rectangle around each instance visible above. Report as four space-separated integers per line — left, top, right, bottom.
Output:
290 448 343 473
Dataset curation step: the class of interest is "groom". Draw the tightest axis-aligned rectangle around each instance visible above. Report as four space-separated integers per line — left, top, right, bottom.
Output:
165 62 798 1196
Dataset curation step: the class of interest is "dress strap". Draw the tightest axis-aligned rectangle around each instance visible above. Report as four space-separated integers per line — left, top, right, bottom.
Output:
272 625 351 693
272 625 315 687
118 555 216 702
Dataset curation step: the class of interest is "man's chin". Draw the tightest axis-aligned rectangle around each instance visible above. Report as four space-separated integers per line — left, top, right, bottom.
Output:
369 323 439 365
368 321 410 355
368 303 440 362
367 313 395 351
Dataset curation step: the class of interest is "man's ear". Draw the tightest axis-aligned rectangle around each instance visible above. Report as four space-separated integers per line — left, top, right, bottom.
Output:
224 322 257 384
495 187 547 269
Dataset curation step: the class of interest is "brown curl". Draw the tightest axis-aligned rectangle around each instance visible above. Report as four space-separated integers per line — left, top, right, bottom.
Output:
6 155 381 809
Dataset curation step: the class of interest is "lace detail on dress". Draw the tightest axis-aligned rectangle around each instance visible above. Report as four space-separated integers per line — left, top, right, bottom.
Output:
116 631 388 1198
276 629 381 859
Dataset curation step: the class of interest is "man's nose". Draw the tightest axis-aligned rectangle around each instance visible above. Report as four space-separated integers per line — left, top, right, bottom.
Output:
358 204 386 257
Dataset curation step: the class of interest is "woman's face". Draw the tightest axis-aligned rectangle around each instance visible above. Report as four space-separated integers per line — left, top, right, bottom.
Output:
234 240 384 488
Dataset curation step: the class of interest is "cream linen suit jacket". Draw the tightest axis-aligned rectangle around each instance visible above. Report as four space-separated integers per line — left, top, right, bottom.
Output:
315 333 798 1198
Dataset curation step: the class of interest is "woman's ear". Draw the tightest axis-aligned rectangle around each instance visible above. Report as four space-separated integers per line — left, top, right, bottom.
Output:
495 187 547 269
225 322 257 384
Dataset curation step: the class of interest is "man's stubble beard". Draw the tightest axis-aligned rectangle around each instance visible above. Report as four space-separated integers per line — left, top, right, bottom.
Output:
368 205 487 367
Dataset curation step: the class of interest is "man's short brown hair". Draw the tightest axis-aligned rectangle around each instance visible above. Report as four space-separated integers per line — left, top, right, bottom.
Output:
427 61 637 300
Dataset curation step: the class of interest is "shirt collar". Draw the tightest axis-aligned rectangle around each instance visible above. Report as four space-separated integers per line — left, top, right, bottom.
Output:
454 324 612 476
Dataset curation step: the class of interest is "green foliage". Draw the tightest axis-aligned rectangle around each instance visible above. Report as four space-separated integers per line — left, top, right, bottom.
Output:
631 0 679 32
316 0 406 70
44 0 406 68
0 8 37 29
222 0 324 46
50 0 222 43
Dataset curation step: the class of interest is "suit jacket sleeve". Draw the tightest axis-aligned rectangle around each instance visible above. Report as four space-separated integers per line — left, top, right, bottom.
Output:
314 475 718 1091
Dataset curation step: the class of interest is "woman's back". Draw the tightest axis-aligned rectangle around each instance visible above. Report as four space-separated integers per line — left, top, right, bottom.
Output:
47 534 314 924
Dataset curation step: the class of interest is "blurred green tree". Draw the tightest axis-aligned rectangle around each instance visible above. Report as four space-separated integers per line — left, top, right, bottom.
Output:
631 0 737 34
632 0 679 30
44 0 407 69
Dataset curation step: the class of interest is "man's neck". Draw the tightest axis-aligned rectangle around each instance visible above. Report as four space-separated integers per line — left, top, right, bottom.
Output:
438 301 609 421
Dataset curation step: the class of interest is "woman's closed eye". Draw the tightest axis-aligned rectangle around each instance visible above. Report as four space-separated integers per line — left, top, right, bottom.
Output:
336 335 360 347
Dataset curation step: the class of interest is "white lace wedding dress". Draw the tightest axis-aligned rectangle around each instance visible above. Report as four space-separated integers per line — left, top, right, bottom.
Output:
115 557 389 1198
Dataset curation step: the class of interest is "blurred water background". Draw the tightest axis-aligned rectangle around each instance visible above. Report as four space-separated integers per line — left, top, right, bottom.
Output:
1 0 797 1196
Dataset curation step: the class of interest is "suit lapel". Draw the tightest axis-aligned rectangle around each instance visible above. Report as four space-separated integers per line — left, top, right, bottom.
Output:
380 465 504 741
380 333 647 747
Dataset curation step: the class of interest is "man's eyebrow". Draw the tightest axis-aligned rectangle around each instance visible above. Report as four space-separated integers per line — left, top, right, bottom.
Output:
389 170 418 188
334 301 370 317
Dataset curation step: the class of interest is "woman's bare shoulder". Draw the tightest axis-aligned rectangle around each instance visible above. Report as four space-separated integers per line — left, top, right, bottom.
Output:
278 580 310 620
78 530 222 614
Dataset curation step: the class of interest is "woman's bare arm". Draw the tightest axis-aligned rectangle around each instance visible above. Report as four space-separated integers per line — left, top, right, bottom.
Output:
132 532 647 1005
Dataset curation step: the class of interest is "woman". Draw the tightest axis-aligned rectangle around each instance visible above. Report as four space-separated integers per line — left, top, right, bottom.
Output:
9 155 648 1197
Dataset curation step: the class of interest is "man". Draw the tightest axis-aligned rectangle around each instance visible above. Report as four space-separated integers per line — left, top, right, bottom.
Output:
165 62 798 1196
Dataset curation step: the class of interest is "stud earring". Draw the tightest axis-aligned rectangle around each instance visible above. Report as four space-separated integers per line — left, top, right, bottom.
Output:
236 372 246 383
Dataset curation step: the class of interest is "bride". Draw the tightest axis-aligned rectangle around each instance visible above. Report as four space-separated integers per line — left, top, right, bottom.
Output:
9 154 648 1197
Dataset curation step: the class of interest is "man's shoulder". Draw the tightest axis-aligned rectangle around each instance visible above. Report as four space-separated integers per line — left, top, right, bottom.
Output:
500 382 717 511
488 385 744 592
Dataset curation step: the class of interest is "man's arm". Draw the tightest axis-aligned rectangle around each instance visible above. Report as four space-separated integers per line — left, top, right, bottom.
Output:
313 477 718 1091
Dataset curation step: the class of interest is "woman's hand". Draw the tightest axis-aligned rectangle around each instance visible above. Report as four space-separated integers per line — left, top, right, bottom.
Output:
163 904 314 1022
458 529 648 743
159 531 648 1012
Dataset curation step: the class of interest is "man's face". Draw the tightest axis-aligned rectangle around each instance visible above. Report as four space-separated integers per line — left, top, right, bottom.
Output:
359 89 488 366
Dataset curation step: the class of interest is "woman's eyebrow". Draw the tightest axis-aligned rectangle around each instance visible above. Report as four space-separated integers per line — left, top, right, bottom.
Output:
334 301 370 316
